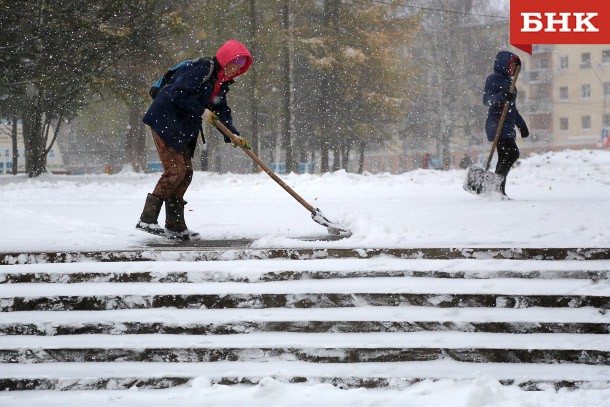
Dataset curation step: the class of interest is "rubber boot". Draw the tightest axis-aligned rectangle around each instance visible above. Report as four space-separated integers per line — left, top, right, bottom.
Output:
136 193 166 236
498 176 510 199
165 198 200 241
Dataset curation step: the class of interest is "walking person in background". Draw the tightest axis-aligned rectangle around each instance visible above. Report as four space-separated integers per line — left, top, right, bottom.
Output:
136 39 253 240
483 50 529 198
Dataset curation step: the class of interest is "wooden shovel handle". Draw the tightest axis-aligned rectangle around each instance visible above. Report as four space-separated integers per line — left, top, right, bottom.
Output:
208 112 316 213
485 64 521 171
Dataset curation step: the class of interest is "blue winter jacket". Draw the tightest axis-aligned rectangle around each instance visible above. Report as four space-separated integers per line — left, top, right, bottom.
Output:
142 57 239 153
483 51 527 141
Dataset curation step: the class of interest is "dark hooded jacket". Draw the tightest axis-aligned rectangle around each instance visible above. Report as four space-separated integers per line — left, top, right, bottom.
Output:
483 51 527 141
143 40 253 152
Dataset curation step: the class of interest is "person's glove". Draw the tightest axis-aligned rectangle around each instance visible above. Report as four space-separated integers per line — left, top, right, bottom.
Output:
206 110 219 126
518 124 529 138
233 136 252 151
502 91 515 102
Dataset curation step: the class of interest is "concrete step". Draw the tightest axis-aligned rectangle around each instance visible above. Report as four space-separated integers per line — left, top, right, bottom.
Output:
0 253 607 392
3 293 607 311
2 361 609 391
3 320 607 336
2 247 610 265
1 307 608 335
2 259 608 283
2 276 607 311
0 332 607 364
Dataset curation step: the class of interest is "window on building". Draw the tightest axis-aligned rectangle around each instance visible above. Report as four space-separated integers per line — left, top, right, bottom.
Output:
560 118 569 131
604 83 610 98
529 71 539 82
581 53 591 68
559 56 569 70
582 84 591 98
559 86 569 100
539 58 549 69
604 114 610 127
603 50 610 64
582 116 591 130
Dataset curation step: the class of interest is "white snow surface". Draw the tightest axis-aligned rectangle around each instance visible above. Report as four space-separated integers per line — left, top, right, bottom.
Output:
1 149 610 251
1 149 610 406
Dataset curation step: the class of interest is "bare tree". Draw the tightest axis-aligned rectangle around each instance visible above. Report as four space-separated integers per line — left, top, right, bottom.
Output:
0 0 179 176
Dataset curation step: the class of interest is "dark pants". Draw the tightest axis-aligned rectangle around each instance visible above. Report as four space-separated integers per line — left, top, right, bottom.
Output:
495 138 520 194
151 131 193 202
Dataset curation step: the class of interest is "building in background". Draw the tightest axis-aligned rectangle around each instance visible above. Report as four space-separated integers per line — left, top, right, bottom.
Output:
523 44 610 150
0 121 65 174
523 45 554 145
552 45 610 148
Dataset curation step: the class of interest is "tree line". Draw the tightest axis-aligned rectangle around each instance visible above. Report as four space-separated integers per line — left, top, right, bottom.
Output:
1 0 506 177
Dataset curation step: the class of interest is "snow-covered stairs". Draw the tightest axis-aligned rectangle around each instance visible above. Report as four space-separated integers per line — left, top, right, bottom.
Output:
0 248 609 391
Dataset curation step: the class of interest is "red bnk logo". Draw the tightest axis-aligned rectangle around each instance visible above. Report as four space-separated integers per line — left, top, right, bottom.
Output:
521 13 599 33
510 0 610 54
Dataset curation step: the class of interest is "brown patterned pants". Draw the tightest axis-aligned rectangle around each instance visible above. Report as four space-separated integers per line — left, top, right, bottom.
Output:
151 131 193 202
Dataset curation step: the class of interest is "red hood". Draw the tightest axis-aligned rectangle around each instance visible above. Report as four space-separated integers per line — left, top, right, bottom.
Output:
216 39 253 80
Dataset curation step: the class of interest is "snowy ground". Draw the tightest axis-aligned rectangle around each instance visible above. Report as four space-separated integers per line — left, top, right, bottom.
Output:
2 377 610 407
1 149 610 252
1 149 609 406
1 377 608 407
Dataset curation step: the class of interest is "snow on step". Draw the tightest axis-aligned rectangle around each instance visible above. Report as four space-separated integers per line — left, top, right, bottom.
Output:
0 332 607 350
1 277 607 297
2 306 607 325
2 258 609 282
0 255 607 390
2 361 609 383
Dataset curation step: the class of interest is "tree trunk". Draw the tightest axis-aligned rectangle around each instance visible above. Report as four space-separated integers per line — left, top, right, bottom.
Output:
342 141 349 171
124 102 146 172
281 0 297 173
320 142 329 173
22 88 46 177
11 118 18 175
200 143 208 171
320 0 340 173
332 146 340 172
214 150 222 173
358 140 365 173
249 0 259 173
442 127 452 169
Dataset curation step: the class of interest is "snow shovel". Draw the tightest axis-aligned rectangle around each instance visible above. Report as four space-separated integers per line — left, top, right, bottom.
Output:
205 110 352 237
464 64 521 195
